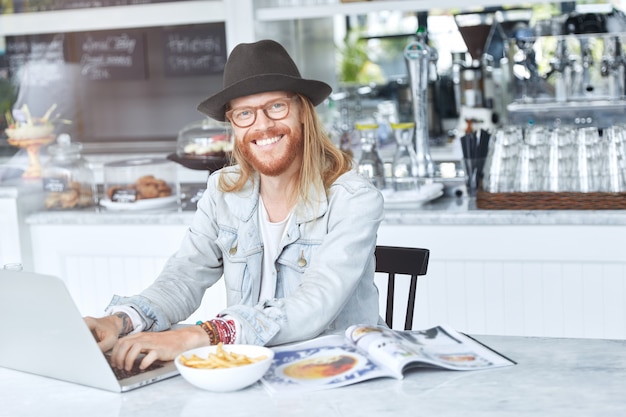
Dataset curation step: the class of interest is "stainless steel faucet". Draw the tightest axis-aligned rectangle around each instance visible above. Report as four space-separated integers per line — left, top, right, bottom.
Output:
600 36 625 99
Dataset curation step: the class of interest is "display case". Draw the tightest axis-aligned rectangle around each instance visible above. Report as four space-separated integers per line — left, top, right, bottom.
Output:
101 157 179 210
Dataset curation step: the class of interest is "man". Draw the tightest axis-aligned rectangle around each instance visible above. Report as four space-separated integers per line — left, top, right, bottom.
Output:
85 39 384 372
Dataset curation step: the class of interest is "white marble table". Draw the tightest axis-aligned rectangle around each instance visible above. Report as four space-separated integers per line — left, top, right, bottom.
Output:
1 335 625 417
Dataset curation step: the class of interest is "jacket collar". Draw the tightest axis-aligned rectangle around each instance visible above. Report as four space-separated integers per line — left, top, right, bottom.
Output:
220 167 328 224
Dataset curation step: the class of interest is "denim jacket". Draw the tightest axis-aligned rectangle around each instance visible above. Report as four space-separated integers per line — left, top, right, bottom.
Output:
108 166 384 346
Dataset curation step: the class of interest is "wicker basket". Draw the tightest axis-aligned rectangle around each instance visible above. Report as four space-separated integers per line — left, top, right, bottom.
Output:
476 190 626 210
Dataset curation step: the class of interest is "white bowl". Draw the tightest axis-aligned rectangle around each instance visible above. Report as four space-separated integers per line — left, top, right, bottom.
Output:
175 344 274 392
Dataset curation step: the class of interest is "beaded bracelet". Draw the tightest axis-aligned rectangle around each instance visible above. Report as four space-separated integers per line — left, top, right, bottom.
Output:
196 320 218 345
212 317 236 344
196 318 236 345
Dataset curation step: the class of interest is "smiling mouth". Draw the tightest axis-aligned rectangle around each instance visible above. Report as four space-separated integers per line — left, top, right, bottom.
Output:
254 135 282 146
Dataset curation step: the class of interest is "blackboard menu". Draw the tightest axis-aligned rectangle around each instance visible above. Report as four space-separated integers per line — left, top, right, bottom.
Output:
6 0 170 13
75 31 147 81
5 34 67 87
162 23 226 77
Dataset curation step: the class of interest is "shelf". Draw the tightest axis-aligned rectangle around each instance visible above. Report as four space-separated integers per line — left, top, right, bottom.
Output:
255 0 561 22
0 0 225 36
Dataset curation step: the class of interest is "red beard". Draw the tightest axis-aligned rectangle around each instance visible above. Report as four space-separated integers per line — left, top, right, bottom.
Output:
238 125 303 176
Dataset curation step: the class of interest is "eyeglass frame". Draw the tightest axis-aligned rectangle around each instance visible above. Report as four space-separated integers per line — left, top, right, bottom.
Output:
225 95 299 128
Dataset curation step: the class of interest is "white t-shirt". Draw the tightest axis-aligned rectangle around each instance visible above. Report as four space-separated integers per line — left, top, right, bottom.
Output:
258 196 292 301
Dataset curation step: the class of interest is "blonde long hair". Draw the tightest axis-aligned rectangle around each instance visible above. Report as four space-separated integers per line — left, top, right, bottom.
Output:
218 94 353 206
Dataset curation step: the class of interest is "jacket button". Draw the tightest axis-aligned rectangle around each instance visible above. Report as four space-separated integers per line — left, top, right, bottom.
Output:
298 250 307 267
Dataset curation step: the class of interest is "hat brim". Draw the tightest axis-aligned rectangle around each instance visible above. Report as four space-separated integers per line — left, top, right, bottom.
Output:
197 74 332 122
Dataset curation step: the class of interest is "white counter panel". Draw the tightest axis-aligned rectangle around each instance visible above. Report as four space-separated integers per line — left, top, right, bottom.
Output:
29 223 226 322
377 223 626 339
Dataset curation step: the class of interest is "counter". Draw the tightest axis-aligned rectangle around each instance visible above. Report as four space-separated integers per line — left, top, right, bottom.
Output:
21 192 626 226
1 335 625 417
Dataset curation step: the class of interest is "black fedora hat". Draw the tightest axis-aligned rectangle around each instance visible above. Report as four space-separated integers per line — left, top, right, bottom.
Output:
197 39 332 121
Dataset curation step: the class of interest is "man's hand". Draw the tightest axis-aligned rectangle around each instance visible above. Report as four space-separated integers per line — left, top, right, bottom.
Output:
84 313 128 353
109 325 209 371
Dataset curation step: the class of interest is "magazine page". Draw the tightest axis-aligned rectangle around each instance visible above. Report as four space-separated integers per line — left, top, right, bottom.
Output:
346 324 516 376
261 334 395 394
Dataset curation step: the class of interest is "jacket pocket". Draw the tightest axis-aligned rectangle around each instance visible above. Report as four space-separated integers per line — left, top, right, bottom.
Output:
215 229 245 293
277 242 318 274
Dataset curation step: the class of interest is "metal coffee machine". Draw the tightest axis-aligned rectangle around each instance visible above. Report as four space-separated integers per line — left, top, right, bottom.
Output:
454 8 533 129
505 7 626 128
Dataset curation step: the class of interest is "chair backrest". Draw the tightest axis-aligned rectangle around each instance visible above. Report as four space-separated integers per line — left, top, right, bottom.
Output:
374 245 430 330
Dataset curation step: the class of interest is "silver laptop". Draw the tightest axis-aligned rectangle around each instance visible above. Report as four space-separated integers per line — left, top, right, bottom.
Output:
0 269 179 392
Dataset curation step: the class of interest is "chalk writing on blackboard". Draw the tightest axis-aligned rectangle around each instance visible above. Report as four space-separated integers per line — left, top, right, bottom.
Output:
77 31 147 81
5 34 66 87
9 0 171 13
162 24 226 77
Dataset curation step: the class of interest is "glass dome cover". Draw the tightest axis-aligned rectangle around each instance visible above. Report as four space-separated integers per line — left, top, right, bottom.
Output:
100 157 179 213
41 133 97 210
176 118 233 159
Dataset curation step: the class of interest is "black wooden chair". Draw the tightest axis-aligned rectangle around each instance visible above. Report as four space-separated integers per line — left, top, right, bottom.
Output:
374 245 430 330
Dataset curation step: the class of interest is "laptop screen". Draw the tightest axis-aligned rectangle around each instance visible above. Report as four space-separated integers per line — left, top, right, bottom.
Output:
0 270 177 392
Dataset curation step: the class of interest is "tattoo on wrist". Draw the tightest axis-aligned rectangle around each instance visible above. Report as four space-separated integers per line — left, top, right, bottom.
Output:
114 312 134 337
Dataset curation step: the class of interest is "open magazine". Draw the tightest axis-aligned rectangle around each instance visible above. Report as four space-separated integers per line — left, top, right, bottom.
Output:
262 324 515 394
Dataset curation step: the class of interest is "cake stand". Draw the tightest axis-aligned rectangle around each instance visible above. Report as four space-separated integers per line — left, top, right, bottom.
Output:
167 153 232 205
166 152 231 172
7 136 55 179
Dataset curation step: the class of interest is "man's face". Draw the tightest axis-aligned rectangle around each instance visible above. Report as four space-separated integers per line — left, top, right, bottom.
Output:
229 91 303 177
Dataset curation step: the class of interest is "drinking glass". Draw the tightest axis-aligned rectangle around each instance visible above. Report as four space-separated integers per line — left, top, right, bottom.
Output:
522 125 548 191
547 126 576 192
482 126 522 192
356 123 385 189
576 127 600 192
603 125 626 192
3 263 23 271
463 157 484 197
514 143 533 192
390 122 419 192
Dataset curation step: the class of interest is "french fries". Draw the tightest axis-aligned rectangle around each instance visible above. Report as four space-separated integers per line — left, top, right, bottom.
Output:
179 343 268 369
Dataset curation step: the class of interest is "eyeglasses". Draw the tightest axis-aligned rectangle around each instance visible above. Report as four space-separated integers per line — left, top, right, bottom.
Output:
226 96 298 128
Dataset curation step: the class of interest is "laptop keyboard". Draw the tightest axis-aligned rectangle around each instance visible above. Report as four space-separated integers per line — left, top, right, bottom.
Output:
104 353 165 380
